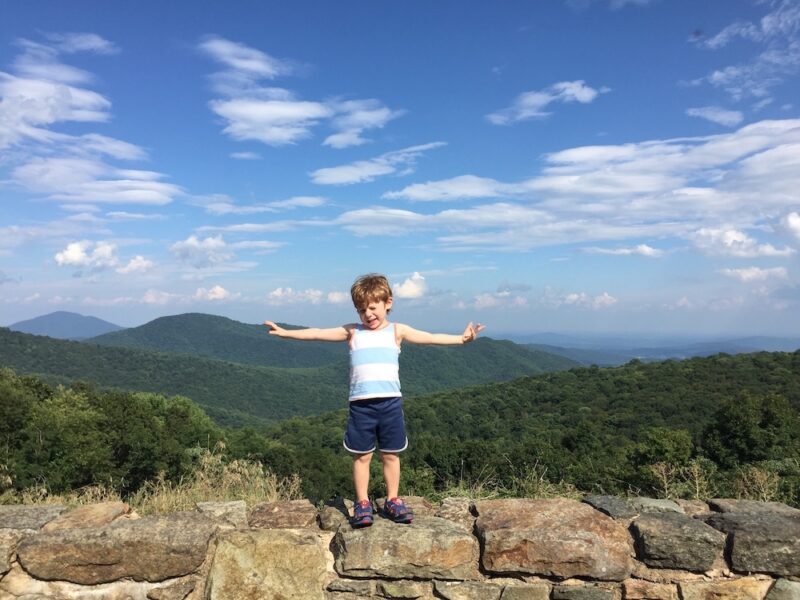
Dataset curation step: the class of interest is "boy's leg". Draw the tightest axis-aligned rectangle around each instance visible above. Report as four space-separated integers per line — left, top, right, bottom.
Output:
381 452 400 499
352 452 373 502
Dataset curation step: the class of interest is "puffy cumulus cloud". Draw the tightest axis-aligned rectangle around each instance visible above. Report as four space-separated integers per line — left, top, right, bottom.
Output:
583 244 663 257
195 285 239 301
393 272 427 299
311 142 446 185
691 227 795 257
170 235 233 268
199 36 403 148
115 255 154 275
784 211 800 239
720 266 789 282
230 151 261 160
267 287 324 305
327 291 350 304
486 80 608 125
686 106 744 127
54 240 118 269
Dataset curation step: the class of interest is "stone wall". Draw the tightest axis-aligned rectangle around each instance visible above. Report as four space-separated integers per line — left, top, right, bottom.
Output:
1 496 799 599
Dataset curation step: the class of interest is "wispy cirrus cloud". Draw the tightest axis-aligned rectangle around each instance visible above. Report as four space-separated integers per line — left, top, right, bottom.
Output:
1 33 183 211
310 142 446 185
193 194 326 215
691 0 800 103
583 244 663 257
686 106 744 127
486 80 608 125
199 36 403 148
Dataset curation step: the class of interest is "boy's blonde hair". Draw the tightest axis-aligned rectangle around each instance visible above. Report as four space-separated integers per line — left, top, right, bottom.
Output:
351 273 393 310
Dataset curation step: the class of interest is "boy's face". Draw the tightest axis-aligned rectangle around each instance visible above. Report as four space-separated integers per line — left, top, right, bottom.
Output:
356 297 393 329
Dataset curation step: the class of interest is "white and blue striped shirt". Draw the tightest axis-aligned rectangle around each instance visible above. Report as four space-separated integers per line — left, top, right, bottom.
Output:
348 323 401 401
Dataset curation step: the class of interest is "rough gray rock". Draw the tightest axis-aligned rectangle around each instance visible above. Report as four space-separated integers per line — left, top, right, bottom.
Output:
630 512 726 571
629 497 684 514
195 500 247 529
679 576 773 600
206 529 329 600
499 584 551 600
475 498 634 581
42 501 135 532
434 580 504 600
0 505 67 530
435 497 475 532
16 512 217 584
333 516 479 580
1 530 24 576
708 499 800 516
552 585 616 600
583 495 638 519
248 498 318 529
320 497 354 532
766 579 800 600
703 512 800 577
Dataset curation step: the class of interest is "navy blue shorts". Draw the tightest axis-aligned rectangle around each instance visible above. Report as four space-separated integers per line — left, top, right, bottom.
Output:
343 397 408 454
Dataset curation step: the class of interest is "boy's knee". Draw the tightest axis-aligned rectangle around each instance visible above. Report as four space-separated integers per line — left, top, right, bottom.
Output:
380 452 399 463
353 452 373 464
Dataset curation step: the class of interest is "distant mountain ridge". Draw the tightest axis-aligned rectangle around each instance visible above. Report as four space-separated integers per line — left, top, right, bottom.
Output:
0 315 577 426
9 311 124 340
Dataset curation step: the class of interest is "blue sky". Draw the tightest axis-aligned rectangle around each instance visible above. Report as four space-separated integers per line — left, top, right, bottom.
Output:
2 0 800 337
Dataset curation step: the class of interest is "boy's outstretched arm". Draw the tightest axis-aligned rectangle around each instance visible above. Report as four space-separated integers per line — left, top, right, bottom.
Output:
263 320 350 342
397 322 485 345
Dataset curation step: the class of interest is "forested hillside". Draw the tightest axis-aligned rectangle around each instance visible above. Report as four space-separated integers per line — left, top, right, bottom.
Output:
1 352 799 507
260 351 800 502
0 326 576 426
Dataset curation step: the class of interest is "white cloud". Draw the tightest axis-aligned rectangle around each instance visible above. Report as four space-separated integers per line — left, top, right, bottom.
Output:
785 211 800 239
209 97 333 146
393 272 427 299
195 285 238 301
583 244 663 257
199 37 402 148
720 266 788 282
54 240 118 269
692 227 795 257
473 290 528 309
267 287 324 305
116 255 154 275
170 235 233 268
199 194 326 215
686 106 744 127
487 80 608 125
323 99 406 149
383 174 512 201
692 1 800 102
564 291 618 309
327 291 350 304
311 142 446 185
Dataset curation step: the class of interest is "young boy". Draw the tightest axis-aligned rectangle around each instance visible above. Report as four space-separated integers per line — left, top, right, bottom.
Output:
264 273 484 527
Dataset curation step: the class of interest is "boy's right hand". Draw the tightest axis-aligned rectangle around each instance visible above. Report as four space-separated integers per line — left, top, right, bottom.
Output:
263 321 284 336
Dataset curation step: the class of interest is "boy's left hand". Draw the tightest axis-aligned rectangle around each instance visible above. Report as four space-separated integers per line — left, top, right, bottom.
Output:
462 322 485 343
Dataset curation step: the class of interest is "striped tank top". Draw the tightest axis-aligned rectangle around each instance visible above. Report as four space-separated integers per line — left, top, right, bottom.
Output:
348 323 401 401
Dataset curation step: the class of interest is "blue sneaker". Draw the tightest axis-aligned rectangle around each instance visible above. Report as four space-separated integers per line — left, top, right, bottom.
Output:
382 497 413 524
351 499 373 528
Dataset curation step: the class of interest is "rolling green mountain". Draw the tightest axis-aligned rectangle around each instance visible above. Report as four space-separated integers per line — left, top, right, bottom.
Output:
259 350 800 501
89 313 343 368
9 311 124 340
0 323 576 427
